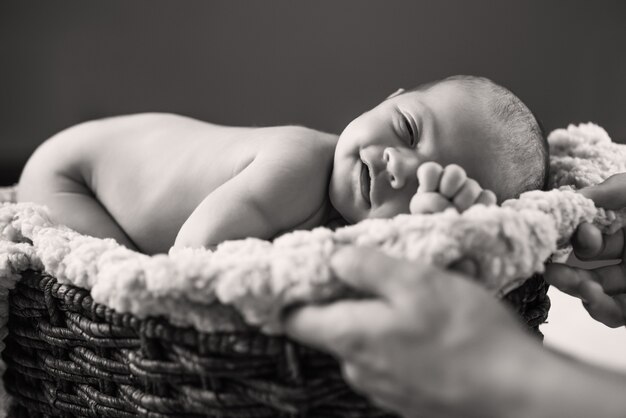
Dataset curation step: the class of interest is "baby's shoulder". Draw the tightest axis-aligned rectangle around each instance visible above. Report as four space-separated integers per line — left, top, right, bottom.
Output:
238 126 336 227
260 125 337 167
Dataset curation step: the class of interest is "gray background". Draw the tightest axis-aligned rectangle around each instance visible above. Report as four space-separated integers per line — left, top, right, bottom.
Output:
1 1 625 185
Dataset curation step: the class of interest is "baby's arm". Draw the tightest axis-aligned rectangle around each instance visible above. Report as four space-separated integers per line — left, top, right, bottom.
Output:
410 162 497 214
174 153 327 250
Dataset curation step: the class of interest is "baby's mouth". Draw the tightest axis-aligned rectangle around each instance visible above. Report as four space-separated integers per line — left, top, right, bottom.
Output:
360 158 372 207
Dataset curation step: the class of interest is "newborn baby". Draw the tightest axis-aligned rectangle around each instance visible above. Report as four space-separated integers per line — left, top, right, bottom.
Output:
18 75 548 254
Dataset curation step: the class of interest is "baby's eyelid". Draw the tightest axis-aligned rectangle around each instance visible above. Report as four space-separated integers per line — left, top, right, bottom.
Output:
401 112 419 147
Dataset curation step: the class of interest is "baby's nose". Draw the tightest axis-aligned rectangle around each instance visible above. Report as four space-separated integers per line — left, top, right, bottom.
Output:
383 147 419 189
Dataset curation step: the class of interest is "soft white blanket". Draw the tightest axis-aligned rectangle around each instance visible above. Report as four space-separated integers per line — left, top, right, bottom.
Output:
0 123 625 414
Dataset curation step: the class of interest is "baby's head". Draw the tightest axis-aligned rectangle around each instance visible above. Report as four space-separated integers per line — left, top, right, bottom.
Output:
329 75 548 223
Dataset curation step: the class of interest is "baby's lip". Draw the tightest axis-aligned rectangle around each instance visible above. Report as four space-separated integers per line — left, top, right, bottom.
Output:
359 158 371 207
359 151 376 207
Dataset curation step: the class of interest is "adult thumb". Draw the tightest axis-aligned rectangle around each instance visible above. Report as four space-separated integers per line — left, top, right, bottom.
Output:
579 173 626 210
330 246 423 299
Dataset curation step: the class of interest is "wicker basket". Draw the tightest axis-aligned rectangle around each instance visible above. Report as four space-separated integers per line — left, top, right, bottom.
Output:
1 269 549 417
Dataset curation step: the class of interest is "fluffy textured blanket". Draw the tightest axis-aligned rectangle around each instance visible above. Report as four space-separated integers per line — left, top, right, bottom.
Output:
1 123 626 414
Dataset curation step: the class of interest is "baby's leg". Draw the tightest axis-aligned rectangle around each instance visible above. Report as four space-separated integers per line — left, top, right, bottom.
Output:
40 180 138 251
18 142 138 251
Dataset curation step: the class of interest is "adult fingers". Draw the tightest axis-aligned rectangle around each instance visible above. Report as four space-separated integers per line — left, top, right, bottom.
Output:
585 263 626 295
546 262 626 296
416 162 444 193
283 299 393 356
572 224 624 261
475 189 497 206
330 246 426 299
409 192 452 214
579 173 626 210
579 281 626 328
545 264 626 327
439 164 467 198
544 263 593 296
571 223 604 260
452 179 482 212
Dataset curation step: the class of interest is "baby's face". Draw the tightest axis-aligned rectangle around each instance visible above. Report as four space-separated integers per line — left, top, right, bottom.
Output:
330 82 505 223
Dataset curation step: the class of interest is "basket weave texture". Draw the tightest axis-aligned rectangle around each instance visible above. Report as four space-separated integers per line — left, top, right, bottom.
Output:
3 270 549 417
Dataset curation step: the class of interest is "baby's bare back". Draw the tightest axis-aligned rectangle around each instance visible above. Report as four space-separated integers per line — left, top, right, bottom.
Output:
19 113 336 254
88 114 264 252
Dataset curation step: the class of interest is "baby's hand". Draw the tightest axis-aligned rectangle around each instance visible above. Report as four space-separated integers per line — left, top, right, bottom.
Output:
409 162 497 214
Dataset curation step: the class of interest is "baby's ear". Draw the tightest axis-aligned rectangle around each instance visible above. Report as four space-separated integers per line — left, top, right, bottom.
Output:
386 88 405 100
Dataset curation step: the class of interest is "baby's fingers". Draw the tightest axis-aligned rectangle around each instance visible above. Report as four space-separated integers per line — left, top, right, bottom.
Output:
452 179 482 212
439 164 467 198
410 192 453 214
416 162 444 193
475 189 497 206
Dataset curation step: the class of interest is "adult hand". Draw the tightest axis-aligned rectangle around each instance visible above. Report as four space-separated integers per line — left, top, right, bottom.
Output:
545 173 626 328
282 247 536 418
